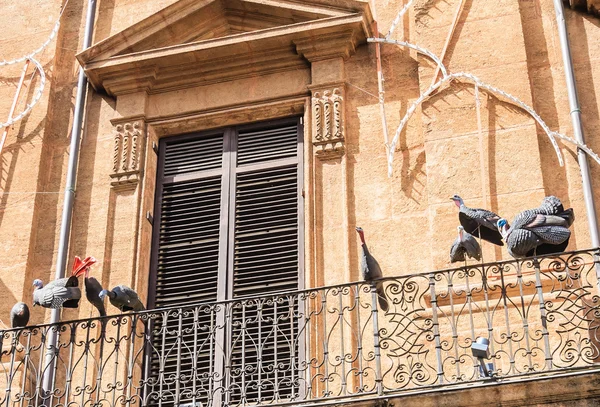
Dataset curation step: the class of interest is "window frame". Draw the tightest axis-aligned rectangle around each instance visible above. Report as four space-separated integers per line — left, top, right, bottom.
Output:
147 115 305 309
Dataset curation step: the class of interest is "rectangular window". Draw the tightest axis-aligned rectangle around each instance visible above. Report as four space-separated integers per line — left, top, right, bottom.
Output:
147 117 304 407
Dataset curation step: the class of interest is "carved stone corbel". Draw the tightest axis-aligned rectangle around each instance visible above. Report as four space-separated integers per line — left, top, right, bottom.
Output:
110 120 146 189
312 87 345 159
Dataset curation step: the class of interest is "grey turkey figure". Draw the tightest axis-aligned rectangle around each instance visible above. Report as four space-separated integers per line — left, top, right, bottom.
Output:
100 285 145 313
10 302 30 328
32 257 87 309
505 196 574 257
450 226 482 263
451 195 504 246
497 196 573 259
356 227 389 312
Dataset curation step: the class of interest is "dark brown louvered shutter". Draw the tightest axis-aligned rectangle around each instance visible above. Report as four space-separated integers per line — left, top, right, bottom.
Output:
228 120 302 405
148 132 227 407
148 118 303 407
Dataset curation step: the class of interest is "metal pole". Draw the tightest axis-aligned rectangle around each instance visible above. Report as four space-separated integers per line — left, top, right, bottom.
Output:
552 0 600 251
42 0 98 394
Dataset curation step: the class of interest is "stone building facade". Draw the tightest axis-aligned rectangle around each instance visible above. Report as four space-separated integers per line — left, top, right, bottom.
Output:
1 0 600 406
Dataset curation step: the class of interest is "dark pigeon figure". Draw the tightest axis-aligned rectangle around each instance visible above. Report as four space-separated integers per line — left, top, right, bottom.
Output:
73 256 106 317
10 302 30 328
32 258 87 309
450 226 482 263
356 227 389 312
451 195 504 246
100 285 145 313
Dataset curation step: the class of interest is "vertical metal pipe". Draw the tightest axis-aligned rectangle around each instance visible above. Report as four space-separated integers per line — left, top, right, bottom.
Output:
43 0 98 394
553 0 600 251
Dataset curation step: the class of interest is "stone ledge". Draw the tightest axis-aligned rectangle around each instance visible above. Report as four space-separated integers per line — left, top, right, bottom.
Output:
332 370 600 407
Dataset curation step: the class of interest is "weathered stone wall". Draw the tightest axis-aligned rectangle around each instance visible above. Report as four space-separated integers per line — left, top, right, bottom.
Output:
0 3 600 405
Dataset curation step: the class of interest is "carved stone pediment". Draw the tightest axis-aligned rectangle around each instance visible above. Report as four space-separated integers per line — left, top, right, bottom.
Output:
76 0 373 96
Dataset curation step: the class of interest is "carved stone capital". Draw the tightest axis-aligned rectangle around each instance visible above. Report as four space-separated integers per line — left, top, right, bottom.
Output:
110 121 146 189
312 87 345 159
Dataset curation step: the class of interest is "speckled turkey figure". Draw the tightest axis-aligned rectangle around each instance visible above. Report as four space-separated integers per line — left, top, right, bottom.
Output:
497 196 574 258
32 257 88 309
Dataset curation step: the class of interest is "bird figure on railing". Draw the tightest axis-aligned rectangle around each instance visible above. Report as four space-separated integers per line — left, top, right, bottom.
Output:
497 196 574 258
73 256 106 317
99 285 145 313
10 302 30 328
515 195 574 256
356 227 389 312
450 226 482 263
451 195 504 246
32 257 87 309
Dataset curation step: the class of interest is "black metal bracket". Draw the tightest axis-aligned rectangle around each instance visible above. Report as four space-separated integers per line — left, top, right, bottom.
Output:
152 142 159 155
146 211 154 225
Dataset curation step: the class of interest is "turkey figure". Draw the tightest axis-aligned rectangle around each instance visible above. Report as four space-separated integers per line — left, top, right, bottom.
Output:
32 257 87 309
73 256 106 317
10 302 30 328
507 196 574 256
100 285 145 313
356 227 389 312
451 195 504 246
450 226 482 263
497 215 571 259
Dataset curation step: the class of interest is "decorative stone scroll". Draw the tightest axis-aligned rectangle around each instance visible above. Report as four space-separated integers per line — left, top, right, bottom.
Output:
312 88 345 159
110 121 146 188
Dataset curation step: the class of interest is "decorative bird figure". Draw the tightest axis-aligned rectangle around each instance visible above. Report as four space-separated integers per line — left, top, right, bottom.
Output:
508 196 574 256
450 226 482 263
100 285 145 313
498 196 574 258
497 217 571 259
356 227 389 312
32 258 87 309
10 302 30 328
73 256 106 317
451 195 504 246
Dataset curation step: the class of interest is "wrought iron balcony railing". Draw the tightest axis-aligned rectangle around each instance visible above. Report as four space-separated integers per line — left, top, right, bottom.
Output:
2 249 600 407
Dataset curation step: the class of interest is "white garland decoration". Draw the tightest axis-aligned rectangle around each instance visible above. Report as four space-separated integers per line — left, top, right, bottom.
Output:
0 1 68 129
0 57 46 129
367 37 600 177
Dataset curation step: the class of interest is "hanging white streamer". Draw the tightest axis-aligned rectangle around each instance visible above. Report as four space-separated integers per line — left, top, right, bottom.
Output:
0 57 46 129
368 37 600 177
0 0 69 66
385 0 416 39
0 1 68 129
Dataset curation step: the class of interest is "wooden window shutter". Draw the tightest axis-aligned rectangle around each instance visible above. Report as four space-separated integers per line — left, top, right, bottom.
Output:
227 119 302 405
148 131 227 407
148 118 303 407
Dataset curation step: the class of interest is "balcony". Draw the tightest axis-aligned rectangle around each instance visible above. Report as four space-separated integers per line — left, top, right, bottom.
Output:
2 248 600 407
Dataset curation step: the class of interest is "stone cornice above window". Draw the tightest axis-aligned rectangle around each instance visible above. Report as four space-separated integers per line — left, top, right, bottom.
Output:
76 0 373 97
